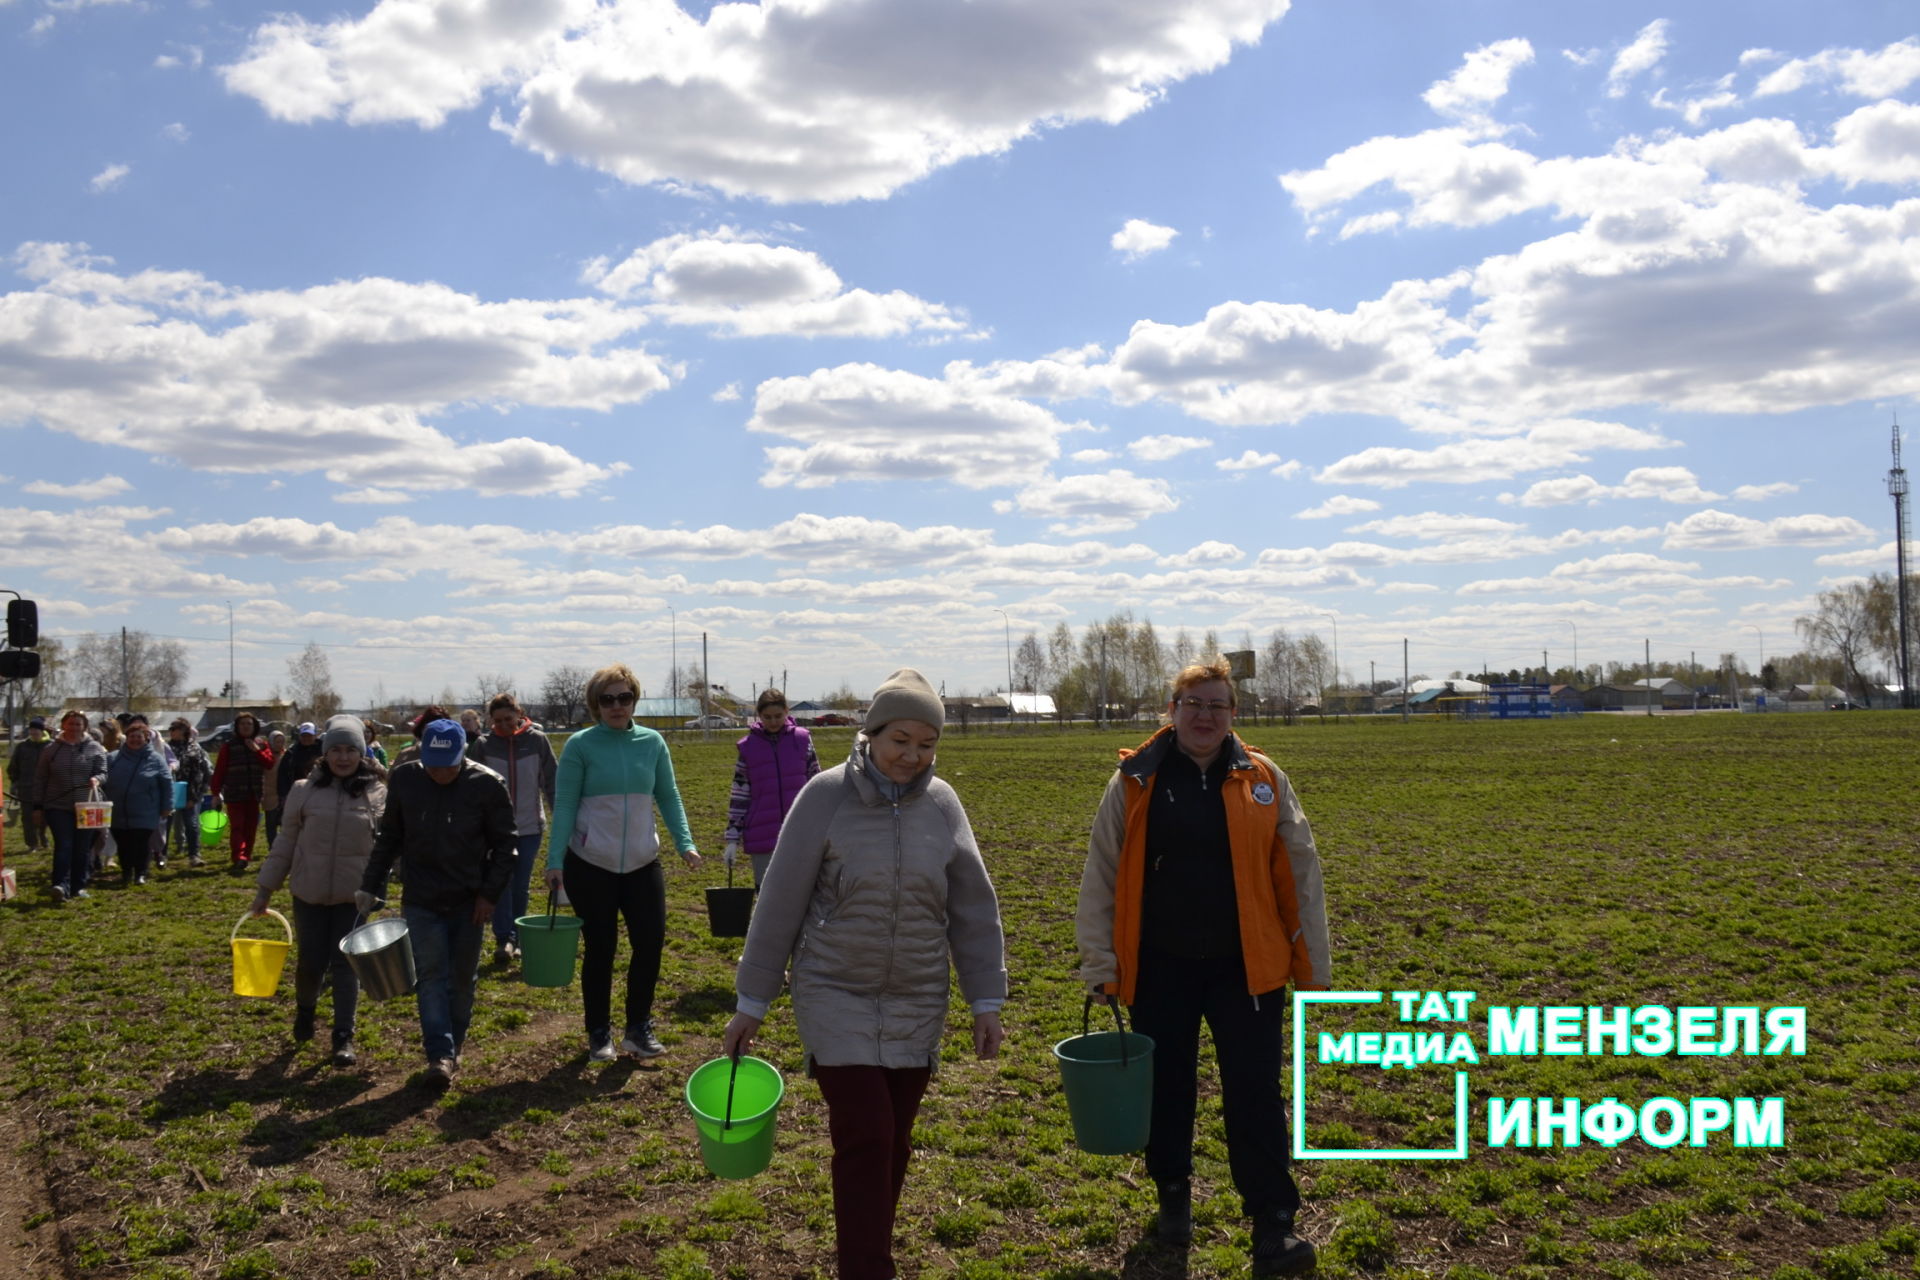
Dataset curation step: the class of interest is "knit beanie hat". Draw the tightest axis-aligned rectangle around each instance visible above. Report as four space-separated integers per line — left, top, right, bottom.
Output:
864 668 944 734
322 714 367 754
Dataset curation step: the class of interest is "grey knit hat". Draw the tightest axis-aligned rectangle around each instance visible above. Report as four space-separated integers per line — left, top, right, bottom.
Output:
322 714 367 754
864 668 944 734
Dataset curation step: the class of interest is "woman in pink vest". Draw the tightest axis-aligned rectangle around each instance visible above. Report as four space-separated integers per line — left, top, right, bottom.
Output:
722 689 821 885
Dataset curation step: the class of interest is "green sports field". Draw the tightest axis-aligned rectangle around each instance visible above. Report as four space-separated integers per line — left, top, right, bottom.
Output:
2 712 1915 1279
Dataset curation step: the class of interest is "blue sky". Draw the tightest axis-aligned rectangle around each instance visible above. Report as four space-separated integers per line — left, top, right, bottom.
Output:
2 0 1916 706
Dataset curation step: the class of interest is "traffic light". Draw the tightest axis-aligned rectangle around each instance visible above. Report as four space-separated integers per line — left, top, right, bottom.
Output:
0 651 38 679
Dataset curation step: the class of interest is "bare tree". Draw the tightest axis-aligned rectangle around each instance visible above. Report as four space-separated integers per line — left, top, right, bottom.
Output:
10 635 67 717
1796 583 1876 702
472 671 518 705
285 642 343 721
1171 628 1196 671
1013 632 1046 694
70 630 188 709
539 664 592 726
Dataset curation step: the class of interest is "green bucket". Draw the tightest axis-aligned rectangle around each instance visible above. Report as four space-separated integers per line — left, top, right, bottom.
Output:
199 808 230 842
1052 999 1155 1155
515 910 584 987
685 1056 784 1179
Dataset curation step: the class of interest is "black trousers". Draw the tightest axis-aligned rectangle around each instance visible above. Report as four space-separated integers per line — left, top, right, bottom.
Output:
292 898 360 1037
1129 945 1299 1219
562 856 666 1036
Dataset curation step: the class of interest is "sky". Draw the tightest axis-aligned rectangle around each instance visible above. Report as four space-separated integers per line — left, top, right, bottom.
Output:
2 0 1917 707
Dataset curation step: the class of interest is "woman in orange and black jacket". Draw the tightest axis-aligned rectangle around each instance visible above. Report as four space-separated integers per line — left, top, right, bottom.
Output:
1076 657 1330 1280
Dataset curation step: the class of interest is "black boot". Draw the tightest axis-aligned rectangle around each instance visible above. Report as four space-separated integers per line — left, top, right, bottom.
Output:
331 1030 356 1067
1251 1210 1316 1277
293 1006 316 1043
1155 1179 1192 1246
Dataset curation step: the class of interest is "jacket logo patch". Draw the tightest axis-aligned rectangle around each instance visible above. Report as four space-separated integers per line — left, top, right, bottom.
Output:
1251 781 1275 806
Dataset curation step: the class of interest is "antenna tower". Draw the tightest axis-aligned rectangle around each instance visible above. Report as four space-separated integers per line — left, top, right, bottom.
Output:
1891 420 1914 709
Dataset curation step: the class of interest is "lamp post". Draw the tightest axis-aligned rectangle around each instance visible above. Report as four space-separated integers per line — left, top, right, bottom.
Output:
992 608 1014 719
1562 619 1578 683
1320 611 1339 714
1747 623 1764 686
669 606 677 706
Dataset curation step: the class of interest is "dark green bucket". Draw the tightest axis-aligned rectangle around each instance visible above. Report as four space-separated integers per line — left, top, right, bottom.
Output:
1052 999 1154 1155
515 911 584 987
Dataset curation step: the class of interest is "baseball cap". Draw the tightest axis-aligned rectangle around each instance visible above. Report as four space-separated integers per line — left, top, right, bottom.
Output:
418 719 467 767
297 721 317 736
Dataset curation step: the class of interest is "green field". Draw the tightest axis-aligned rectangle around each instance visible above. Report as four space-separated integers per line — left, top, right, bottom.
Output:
2 713 1916 1279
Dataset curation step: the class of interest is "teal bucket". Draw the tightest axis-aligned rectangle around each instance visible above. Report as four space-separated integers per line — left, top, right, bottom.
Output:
515 911 584 988
172 781 188 809
685 1056 784 1179
1052 999 1155 1156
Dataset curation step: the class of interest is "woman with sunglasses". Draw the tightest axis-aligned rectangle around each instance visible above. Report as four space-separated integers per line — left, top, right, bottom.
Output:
543 663 700 1061
1075 657 1331 1278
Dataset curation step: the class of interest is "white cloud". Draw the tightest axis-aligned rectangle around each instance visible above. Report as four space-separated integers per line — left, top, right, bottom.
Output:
584 228 971 338
1316 421 1673 489
1662 508 1874 550
1216 449 1284 471
1510 474 1615 507
225 0 1290 203
154 45 204 71
1346 512 1525 539
1072 448 1115 463
88 163 129 193
749 362 1088 490
333 487 412 505
1127 433 1210 461
160 122 190 142
1649 80 1738 127
1753 37 1920 100
1606 19 1669 98
1423 38 1533 119
712 382 742 402
1297 495 1381 519
21 474 133 500
1814 541 1896 568
1732 481 1799 501
1615 466 1722 503
1003 470 1178 535
1157 539 1244 567
0 242 671 497
1111 219 1178 261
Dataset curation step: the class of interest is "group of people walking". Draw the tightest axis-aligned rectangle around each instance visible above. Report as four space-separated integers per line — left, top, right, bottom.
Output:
16 657 1331 1278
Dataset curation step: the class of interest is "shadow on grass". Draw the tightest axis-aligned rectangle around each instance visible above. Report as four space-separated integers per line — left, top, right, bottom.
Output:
666 982 736 1022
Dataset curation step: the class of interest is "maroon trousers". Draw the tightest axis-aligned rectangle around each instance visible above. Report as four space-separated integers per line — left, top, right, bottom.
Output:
226 798 261 863
812 1063 932 1280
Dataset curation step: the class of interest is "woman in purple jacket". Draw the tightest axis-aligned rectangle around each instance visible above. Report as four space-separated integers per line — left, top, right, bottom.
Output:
722 689 821 885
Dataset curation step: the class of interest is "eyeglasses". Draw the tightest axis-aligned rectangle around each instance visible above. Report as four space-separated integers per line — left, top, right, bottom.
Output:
1176 697 1232 714
599 691 637 707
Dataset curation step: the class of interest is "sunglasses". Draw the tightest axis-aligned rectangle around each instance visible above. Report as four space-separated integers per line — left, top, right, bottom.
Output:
599 691 637 707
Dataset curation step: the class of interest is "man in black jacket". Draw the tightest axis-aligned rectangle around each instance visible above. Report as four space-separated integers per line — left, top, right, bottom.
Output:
357 719 514 1085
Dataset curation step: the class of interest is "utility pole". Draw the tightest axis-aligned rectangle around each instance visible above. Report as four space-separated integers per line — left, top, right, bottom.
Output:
1645 638 1654 718
121 626 130 711
1890 420 1914 708
227 601 235 711
702 632 710 726
1401 639 1409 723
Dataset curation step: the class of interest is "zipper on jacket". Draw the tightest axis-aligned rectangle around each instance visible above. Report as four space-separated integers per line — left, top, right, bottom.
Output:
878 798 903 998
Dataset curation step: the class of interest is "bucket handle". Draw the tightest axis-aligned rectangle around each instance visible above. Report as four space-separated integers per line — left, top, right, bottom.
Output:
539 885 563 928
1083 996 1132 1070
232 908 292 945
722 1053 741 1131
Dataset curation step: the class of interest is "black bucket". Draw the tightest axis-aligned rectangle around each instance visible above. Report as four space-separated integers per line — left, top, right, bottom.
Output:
705 864 755 938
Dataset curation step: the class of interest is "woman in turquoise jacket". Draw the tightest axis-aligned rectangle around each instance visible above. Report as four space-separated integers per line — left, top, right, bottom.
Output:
101 716 174 886
543 662 701 1062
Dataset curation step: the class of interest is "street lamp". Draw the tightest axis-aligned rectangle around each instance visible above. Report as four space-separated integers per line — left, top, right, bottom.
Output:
669 606 677 705
1320 611 1339 713
1747 623 1764 690
1561 619 1578 683
992 609 1013 696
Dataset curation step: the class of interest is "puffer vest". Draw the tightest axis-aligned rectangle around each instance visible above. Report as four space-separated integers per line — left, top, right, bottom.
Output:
737 721 814 855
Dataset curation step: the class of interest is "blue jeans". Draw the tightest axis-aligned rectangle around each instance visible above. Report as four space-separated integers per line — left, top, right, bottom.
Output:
46 809 89 895
404 904 484 1063
492 831 544 944
169 799 204 860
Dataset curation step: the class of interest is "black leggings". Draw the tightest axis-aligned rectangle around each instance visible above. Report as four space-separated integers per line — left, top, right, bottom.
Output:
292 898 360 1036
562 856 666 1036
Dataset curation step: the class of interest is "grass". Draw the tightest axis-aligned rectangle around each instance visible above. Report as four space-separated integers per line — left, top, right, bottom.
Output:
1 712 1916 1277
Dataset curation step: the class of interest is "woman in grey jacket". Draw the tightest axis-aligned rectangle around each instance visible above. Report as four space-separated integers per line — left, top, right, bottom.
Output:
251 716 388 1067
723 668 1007 1280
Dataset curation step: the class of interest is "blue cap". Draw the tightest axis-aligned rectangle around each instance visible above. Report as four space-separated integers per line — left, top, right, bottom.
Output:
418 719 466 767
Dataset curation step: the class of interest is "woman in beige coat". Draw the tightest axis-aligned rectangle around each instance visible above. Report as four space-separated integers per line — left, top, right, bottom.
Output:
723 668 1007 1280
251 716 388 1067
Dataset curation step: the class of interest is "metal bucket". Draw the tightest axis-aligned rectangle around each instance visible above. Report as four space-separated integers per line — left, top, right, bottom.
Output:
339 915 416 1001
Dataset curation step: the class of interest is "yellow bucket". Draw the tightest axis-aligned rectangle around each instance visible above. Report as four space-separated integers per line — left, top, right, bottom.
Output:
231 909 292 998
